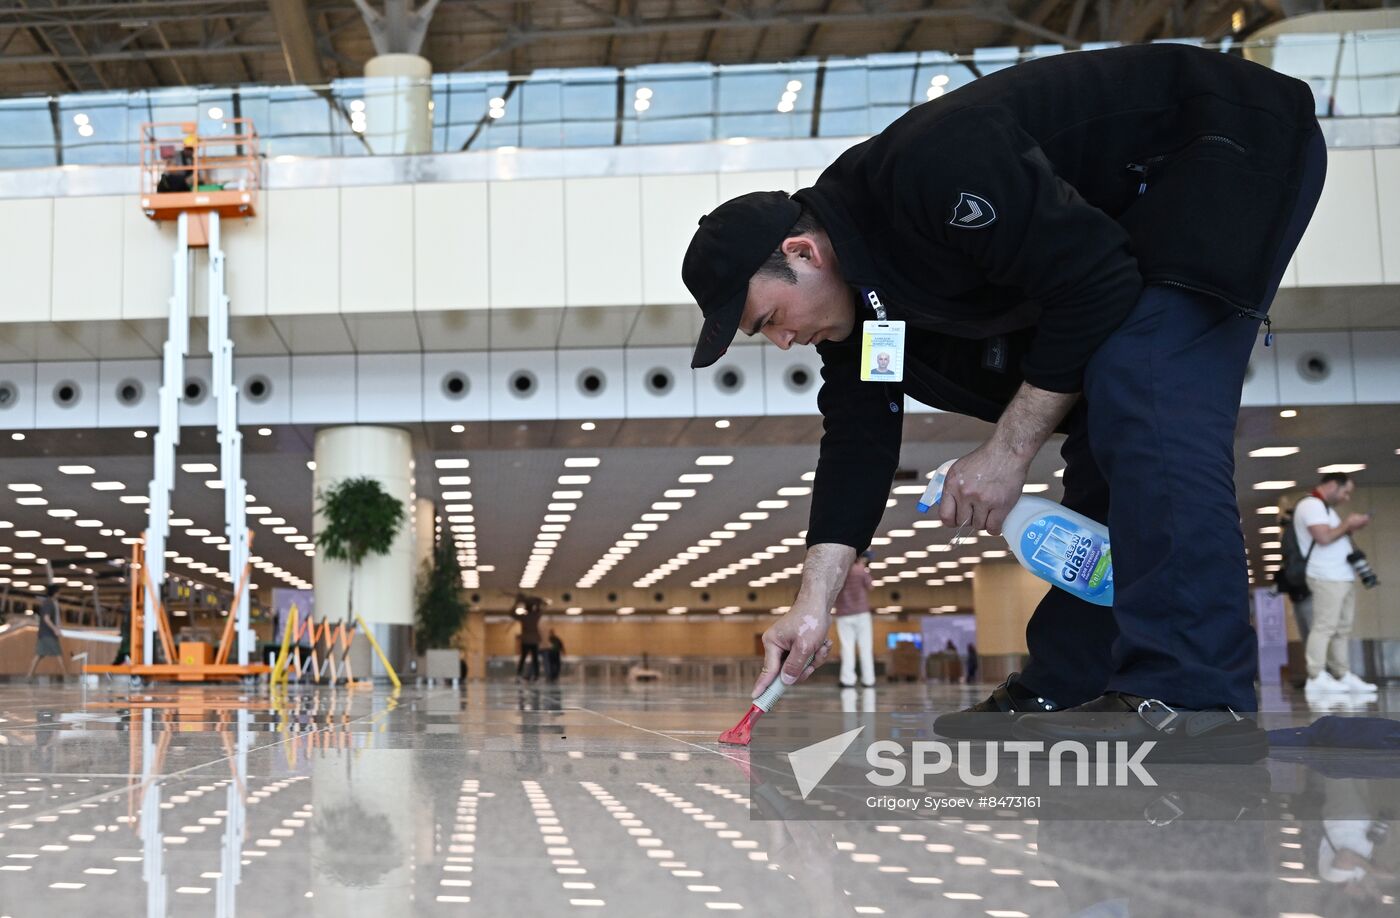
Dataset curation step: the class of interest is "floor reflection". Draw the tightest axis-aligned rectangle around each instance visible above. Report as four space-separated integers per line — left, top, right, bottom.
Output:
0 680 1395 917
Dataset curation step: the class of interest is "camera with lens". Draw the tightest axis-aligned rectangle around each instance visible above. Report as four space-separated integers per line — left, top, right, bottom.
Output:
1347 550 1379 589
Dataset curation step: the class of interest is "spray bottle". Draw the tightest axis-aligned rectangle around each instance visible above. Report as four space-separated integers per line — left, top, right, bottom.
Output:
917 459 1114 607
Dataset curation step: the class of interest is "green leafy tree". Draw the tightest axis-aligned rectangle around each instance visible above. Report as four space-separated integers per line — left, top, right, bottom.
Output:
416 536 469 651
315 477 406 624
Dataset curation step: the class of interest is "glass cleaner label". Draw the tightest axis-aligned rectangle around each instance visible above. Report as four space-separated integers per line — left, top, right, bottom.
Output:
1019 514 1113 601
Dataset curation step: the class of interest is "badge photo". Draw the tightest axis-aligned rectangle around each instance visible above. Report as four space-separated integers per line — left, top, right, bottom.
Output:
859 320 906 383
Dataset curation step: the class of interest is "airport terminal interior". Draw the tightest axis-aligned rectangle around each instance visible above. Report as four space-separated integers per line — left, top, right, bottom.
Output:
2 2 1400 916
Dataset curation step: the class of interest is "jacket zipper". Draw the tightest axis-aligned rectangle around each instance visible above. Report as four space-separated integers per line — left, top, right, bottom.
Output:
1125 134 1247 196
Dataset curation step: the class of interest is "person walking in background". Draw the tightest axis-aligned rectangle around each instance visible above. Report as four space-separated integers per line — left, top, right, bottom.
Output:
965 643 979 684
833 551 877 688
27 584 69 679
1294 472 1376 697
515 594 544 682
545 629 565 683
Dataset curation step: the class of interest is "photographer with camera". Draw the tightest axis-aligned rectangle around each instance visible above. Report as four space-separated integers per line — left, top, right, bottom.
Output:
1294 471 1378 698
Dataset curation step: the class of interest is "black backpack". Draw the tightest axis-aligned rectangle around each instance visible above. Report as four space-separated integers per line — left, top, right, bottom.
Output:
1274 513 1314 600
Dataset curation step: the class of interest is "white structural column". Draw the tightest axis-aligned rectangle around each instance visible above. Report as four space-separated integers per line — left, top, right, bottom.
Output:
413 495 434 578
363 53 432 154
143 212 191 663
206 212 253 664
141 709 167 918
313 426 415 674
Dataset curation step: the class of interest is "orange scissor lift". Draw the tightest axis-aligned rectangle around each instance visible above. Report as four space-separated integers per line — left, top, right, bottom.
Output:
138 119 260 246
85 533 269 683
85 119 269 683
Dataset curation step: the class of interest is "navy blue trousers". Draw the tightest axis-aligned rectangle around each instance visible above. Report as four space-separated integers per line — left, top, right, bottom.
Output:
1020 130 1327 712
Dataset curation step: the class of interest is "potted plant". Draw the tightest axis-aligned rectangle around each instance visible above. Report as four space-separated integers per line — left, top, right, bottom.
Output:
315 476 406 657
415 536 469 682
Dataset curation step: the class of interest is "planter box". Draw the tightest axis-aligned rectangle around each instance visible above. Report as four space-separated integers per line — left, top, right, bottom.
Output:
421 648 460 681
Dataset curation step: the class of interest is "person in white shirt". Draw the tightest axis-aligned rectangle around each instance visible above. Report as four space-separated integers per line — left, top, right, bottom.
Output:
833 552 877 688
1293 472 1375 696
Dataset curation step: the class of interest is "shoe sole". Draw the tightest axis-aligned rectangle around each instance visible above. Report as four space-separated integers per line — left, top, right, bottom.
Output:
1012 721 1269 765
932 712 1028 742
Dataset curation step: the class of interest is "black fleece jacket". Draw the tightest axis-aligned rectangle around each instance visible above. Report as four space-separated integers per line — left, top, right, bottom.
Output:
796 44 1318 551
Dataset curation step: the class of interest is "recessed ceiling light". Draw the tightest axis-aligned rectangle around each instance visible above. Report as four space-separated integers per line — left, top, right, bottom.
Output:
1253 481 1296 490
435 458 470 469
1256 505 1279 514
8 484 41 492
120 495 149 504
678 473 713 484
91 481 125 491
439 475 471 486
1279 409 1298 418
10 432 24 441
892 485 925 495
306 461 316 471
777 486 811 496
756 500 789 509
450 424 465 433
714 419 730 429
181 463 217 474
1248 446 1299 458
441 490 472 500
16 497 47 506
1317 463 1365 474
558 475 591 485
257 427 272 436
59 465 95 475
1022 484 1049 493
564 457 600 468
133 430 148 438
695 455 733 466
204 480 225 489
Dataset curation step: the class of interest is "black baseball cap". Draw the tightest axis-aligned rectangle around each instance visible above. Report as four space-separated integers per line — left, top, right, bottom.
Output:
683 191 802 369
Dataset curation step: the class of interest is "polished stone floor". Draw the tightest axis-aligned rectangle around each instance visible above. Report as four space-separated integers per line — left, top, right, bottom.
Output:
0 677 1397 917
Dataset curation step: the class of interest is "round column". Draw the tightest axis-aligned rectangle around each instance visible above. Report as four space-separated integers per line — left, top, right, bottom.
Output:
363 53 432 155
413 496 435 578
313 425 414 678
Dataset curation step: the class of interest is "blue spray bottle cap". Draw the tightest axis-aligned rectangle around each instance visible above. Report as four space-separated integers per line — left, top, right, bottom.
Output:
915 460 956 514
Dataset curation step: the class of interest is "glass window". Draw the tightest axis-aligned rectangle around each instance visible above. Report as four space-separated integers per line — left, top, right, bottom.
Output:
561 70 619 147
261 86 338 158
1349 29 1400 117
0 98 57 169
438 73 509 152
715 63 817 140
866 53 920 134
817 59 871 137
624 64 715 145
59 92 132 166
913 52 977 109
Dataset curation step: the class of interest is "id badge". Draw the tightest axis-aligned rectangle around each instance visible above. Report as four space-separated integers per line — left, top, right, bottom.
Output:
859 319 906 382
